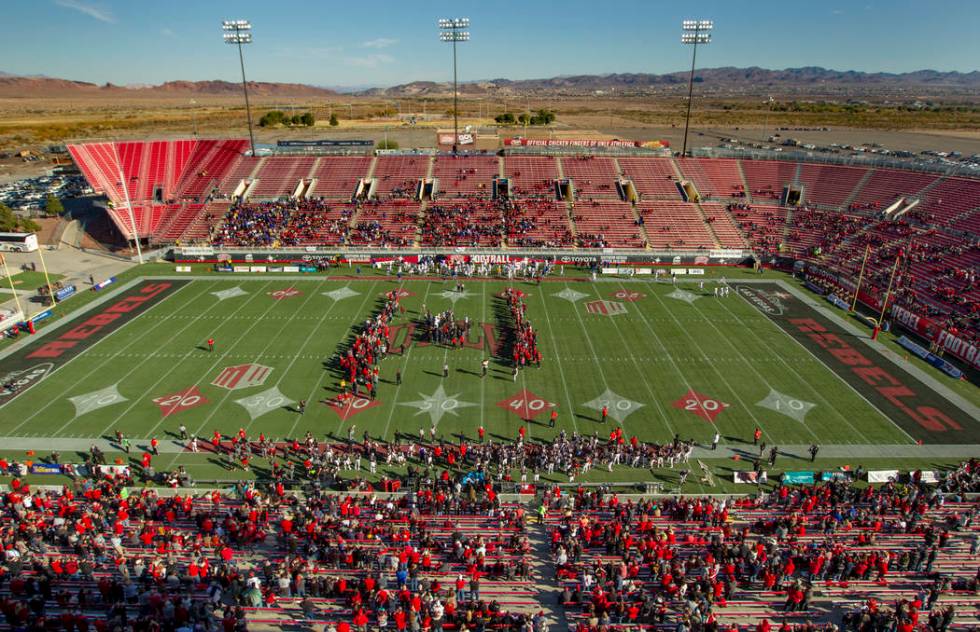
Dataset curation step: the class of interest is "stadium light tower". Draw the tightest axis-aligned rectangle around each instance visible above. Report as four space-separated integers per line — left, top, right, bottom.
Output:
223 20 257 156
439 18 470 154
680 19 712 158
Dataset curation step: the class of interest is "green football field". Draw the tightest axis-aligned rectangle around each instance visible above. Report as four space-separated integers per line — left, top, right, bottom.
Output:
1 274 937 458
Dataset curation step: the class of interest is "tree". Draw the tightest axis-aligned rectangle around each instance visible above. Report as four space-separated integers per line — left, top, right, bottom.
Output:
494 112 515 125
44 194 64 217
517 112 530 125
376 139 399 150
0 204 39 233
329 113 339 127
258 110 286 127
301 112 315 126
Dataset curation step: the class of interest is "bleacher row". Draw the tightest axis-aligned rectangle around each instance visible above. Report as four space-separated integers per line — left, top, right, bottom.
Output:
66 140 979 251
549 481 980 631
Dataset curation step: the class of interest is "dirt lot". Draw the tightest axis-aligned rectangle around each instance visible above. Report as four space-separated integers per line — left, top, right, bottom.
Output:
1 94 978 175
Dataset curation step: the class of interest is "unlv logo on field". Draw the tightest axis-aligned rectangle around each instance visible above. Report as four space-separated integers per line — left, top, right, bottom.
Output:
585 300 627 316
212 363 272 390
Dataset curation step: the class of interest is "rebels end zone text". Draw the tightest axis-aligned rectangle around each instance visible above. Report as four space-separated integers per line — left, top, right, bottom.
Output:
737 284 975 443
0 282 185 407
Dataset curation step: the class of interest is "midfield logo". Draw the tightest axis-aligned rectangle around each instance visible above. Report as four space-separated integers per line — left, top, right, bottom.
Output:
585 300 627 316
212 363 272 390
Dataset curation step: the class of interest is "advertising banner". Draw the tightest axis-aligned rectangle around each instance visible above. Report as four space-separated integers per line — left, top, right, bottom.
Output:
867 469 900 483
54 285 76 301
92 277 116 291
782 471 815 484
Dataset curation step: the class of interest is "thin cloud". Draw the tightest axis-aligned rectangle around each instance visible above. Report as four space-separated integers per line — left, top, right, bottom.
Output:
54 0 116 23
160 28 175 37
344 53 395 68
362 38 398 49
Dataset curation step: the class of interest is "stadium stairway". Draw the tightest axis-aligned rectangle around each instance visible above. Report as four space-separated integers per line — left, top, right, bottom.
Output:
842 168 875 208
693 201 723 249
735 160 754 203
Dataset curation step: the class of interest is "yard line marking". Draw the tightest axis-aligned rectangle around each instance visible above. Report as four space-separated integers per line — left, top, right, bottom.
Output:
560 283 620 432
287 281 382 442
536 287 578 434
162 280 326 457
644 281 776 445
92 280 277 440
731 283 915 445
590 284 675 438
380 281 432 442
8 281 210 435
707 289 872 444
243 277 337 436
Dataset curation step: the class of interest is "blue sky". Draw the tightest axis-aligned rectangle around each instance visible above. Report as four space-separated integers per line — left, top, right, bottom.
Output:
2 0 978 87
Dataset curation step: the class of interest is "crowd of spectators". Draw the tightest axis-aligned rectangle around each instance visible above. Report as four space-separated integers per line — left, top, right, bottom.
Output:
551 458 979 632
211 200 352 247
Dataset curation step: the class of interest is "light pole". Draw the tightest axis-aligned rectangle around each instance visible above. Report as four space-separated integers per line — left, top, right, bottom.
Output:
439 17 470 154
190 99 197 136
763 95 774 143
681 19 712 158
223 20 256 156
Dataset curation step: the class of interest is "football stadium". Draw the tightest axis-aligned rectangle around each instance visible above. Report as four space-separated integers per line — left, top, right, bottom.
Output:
0 4 977 632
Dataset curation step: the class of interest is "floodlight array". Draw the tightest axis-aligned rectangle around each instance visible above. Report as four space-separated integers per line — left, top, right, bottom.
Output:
438 18 470 29
681 33 711 44
440 32 470 42
682 20 713 31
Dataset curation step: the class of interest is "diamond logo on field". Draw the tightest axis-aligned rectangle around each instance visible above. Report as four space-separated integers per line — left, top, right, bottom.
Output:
611 290 646 302
153 386 209 417
68 384 127 418
497 389 556 421
399 384 478 426
234 386 294 421
438 289 474 304
327 395 382 421
755 389 816 423
667 289 700 304
585 300 627 316
672 388 730 423
212 363 272 390
212 286 248 301
583 388 644 423
323 287 360 301
553 288 588 303
269 287 303 300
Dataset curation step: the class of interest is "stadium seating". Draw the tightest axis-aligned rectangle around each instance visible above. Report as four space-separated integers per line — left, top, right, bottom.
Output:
66 142 979 340
504 156 559 197
505 199 574 248
422 199 505 247
797 164 869 207
350 200 420 247
573 200 645 248
618 158 682 199
635 202 716 250
676 158 746 199
373 156 429 198
433 154 499 197
848 169 939 209
740 160 798 202
561 156 621 199
308 155 373 200
249 156 317 199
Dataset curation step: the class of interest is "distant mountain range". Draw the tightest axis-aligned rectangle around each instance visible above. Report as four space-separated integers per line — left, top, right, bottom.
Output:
362 67 980 97
1 67 977 98
0 75 336 97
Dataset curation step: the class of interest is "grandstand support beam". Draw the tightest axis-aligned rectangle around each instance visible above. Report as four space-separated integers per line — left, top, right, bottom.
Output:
681 20 712 158
439 18 470 154
223 20 256 157
112 145 144 265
